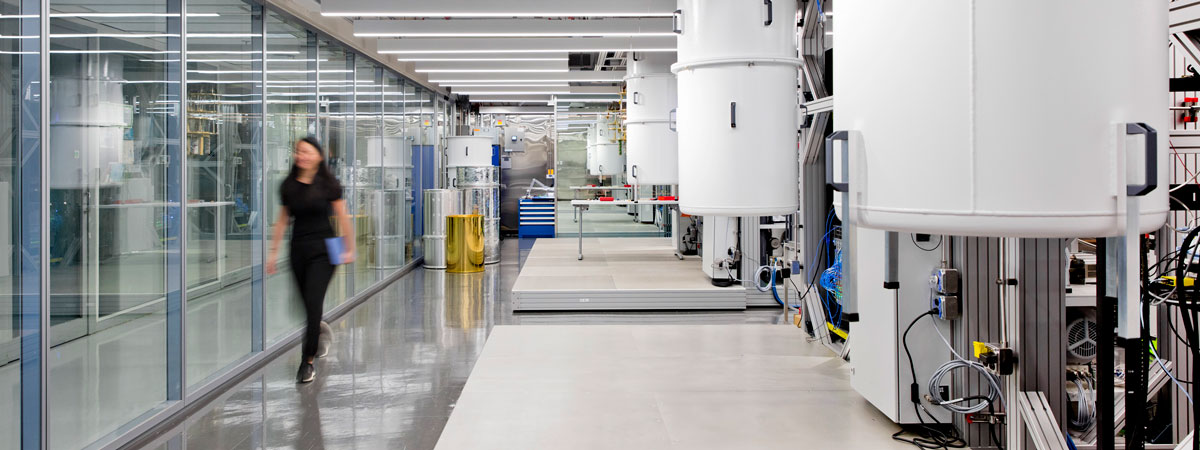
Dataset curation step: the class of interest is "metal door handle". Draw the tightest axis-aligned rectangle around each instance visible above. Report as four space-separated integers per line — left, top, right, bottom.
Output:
764 0 773 26
730 102 737 128
633 92 642 105
1126 123 1158 196
669 108 677 132
672 9 683 34
632 165 639 179
825 130 849 192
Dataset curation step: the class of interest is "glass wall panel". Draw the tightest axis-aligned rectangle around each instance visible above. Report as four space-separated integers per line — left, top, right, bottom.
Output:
382 73 412 267
0 0 33 447
351 60 380 292
316 39 351 310
184 0 259 390
47 1 173 448
263 13 313 345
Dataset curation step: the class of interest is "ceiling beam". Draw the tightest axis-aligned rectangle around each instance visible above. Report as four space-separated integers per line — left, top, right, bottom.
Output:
377 36 675 54
354 18 673 37
323 0 675 18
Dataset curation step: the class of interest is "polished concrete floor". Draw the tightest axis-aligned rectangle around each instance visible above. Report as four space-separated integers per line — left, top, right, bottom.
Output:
437 325 911 450
512 238 747 310
128 239 802 450
555 202 664 237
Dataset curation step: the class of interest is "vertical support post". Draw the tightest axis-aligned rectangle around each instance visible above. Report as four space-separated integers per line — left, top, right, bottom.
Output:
374 66 383 275
1121 234 1151 450
1002 238 1024 450
249 3 265 353
344 52 355 297
164 0 186 401
308 32 318 139
1096 238 1115 450
20 0 46 446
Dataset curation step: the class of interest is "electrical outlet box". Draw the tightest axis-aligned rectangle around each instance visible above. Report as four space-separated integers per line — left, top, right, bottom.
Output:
930 268 960 295
932 295 960 320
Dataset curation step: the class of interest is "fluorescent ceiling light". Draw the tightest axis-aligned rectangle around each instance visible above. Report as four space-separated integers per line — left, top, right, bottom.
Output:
468 98 549 103
51 33 179 38
354 18 672 38
327 12 672 18
445 83 567 88
378 36 675 54
399 57 565 62
414 59 566 72
322 0 674 18
458 90 569 95
557 99 622 103
433 79 618 83
416 69 567 73
429 72 624 83
367 32 674 37
387 48 673 55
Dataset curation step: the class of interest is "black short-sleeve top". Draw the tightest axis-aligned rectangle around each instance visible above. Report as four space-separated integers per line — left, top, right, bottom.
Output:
280 177 342 242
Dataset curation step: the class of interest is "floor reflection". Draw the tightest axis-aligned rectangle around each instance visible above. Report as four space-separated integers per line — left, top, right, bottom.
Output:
133 238 785 450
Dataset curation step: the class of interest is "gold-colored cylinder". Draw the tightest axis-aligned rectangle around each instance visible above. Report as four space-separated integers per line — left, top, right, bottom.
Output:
446 214 485 273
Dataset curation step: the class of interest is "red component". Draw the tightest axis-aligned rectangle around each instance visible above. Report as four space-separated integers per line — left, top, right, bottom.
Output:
623 184 632 187
1186 97 1198 103
658 196 677 201
599 197 615 201
589 184 597 187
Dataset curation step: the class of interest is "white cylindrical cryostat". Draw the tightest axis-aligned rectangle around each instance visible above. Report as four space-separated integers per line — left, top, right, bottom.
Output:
834 0 1168 237
673 0 801 216
446 136 494 168
625 52 679 186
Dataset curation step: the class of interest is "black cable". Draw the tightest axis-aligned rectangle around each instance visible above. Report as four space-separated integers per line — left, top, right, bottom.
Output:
987 399 1005 450
893 310 967 450
911 234 943 252
1174 226 1200 450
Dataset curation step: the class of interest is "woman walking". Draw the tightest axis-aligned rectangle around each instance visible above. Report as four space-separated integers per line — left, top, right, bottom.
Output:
267 137 355 383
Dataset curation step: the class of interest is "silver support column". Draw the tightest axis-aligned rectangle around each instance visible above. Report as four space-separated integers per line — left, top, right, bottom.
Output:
22 0 47 447
164 0 187 401
250 3 265 353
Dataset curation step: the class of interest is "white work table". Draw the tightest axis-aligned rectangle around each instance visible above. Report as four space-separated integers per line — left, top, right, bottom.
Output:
570 199 680 260
568 186 633 201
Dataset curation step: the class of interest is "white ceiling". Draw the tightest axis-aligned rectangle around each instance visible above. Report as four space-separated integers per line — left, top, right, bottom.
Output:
321 0 679 104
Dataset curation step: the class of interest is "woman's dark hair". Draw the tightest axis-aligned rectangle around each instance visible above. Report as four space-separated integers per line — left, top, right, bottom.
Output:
288 136 343 196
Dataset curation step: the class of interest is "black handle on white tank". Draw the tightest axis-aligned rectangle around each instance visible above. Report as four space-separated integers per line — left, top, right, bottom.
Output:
825 130 849 192
1125 122 1158 197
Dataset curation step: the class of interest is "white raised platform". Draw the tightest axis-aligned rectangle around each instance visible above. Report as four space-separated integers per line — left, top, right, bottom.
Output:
512 238 746 311
434 325 912 450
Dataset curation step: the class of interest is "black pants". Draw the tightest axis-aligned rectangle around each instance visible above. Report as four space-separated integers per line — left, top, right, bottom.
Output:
290 239 336 359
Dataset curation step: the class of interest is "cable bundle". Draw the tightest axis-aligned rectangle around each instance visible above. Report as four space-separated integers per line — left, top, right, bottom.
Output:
819 247 843 300
1067 371 1097 432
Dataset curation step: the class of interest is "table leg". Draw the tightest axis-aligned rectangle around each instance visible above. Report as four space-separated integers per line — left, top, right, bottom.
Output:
577 206 584 260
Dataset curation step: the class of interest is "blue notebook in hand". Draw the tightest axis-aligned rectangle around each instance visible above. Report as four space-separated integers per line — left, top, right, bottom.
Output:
325 237 345 265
